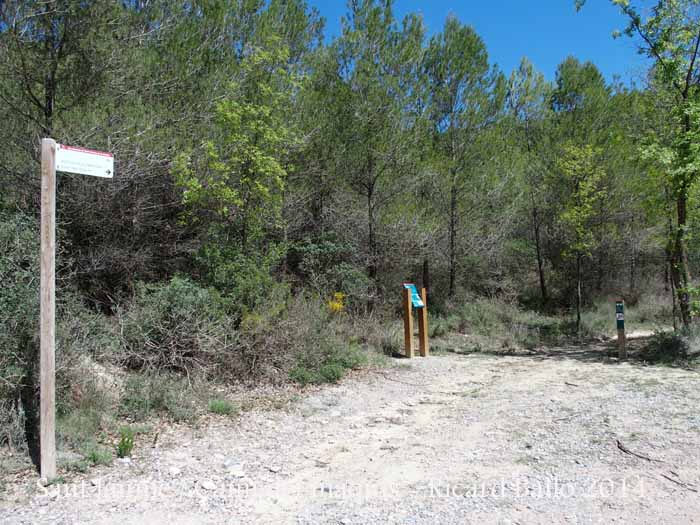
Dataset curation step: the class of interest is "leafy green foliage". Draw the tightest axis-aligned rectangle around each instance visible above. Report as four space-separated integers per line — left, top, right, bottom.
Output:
208 398 239 416
639 331 691 365
591 0 700 327
269 296 369 385
119 374 196 422
0 211 39 401
116 427 135 458
290 344 367 386
174 43 298 247
556 144 607 258
423 15 506 296
193 229 287 314
84 445 113 467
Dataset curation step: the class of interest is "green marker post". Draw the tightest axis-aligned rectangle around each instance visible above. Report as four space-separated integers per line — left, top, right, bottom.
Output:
616 300 626 359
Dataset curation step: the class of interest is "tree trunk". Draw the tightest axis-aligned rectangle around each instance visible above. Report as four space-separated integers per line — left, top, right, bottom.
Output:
595 200 605 292
532 206 547 306
422 258 430 295
665 213 675 329
629 242 637 296
671 263 678 332
366 183 377 311
367 189 376 281
42 13 57 136
576 254 582 335
671 104 695 329
448 183 457 297
671 192 692 328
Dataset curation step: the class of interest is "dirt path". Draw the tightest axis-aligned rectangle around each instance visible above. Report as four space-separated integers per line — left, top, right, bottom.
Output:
3 342 700 524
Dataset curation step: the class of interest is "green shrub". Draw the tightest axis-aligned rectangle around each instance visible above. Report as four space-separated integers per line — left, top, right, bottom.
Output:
116 427 135 458
195 230 286 314
57 408 104 450
0 401 25 452
328 263 375 312
429 315 459 338
53 297 120 431
292 237 373 311
288 367 315 385
120 373 196 422
377 329 403 356
0 211 39 382
290 341 367 386
579 301 615 337
241 295 370 386
84 445 113 466
457 299 502 335
0 211 40 459
208 398 238 416
57 296 120 364
118 276 237 375
639 331 690 365
64 460 89 473
318 362 345 382
634 296 673 324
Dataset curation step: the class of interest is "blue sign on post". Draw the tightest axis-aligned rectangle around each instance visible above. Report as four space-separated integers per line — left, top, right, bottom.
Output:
403 283 424 309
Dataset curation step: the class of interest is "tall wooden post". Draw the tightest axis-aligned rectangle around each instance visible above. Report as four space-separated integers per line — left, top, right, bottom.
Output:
403 287 413 358
40 138 57 480
616 299 626 360
418 288 429 357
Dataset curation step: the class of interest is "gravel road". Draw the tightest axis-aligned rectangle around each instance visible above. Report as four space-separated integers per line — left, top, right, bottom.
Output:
2 341 700 524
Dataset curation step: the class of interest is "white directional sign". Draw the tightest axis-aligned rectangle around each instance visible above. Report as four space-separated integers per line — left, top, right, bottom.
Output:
56 144 114 178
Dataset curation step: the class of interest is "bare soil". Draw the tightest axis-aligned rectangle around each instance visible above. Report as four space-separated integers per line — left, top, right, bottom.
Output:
2 337 699 524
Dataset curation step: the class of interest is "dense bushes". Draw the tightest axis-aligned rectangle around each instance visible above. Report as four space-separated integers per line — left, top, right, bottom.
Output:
284 298 368 385
235 293 370 384
193 232 287 316
291 237 375 312
116 276 370 385
119 373 196 422
431 296 565 350
638 329 700 366
117 277 238 375
0 212 39 406
0 211 40 456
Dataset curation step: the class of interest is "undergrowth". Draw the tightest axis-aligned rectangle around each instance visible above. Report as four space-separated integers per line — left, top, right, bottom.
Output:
430 297 565 351
637 329 700 367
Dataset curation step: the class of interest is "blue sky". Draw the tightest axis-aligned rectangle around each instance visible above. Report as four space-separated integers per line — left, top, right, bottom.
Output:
306 0 650 84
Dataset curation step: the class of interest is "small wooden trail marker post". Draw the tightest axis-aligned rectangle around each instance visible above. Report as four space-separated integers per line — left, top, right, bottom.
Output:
39 139 113 481
403 287 414 358
402 283 429 358
418 287 429 357
616 300 626 360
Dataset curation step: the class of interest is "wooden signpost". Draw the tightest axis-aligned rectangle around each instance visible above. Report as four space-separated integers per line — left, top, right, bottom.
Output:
616 300 626 360
402 283 429 358
39 139 57 482
39 138 113 481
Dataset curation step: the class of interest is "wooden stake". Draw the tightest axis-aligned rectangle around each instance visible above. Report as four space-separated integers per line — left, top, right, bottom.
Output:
418 287 429 357
403 287 413 358
618 330 627 360
40 138 57 481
